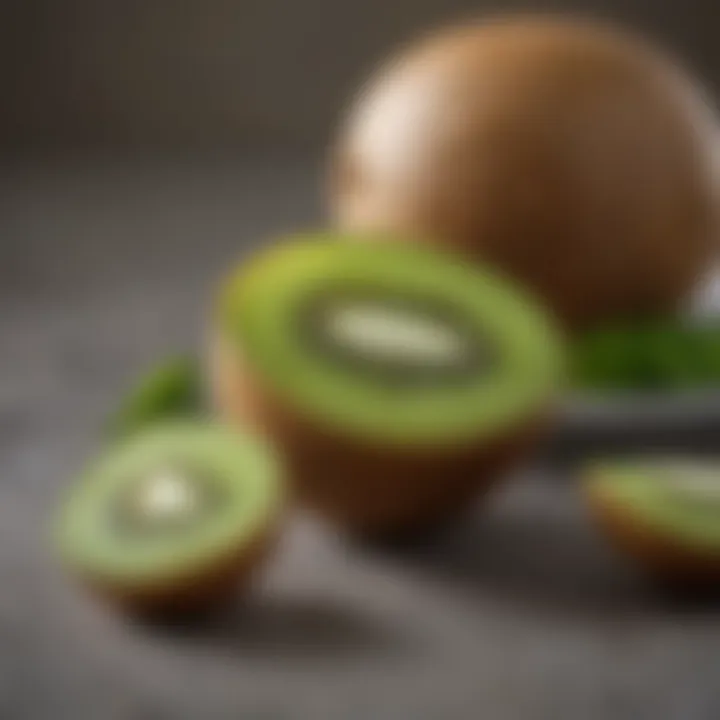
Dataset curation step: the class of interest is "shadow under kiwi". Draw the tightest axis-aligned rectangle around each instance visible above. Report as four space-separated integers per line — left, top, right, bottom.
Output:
365 476 720 620
140 593 413 663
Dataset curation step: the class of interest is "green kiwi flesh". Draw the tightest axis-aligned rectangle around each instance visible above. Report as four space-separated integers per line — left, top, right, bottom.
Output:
219 234 564 448
57 421 283 613
586 459 720 550
109 357 202 439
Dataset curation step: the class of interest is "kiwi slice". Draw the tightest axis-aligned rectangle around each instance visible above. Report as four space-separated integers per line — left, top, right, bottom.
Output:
109 357 203 439
210 233 564 536
56 421 284 616
584 458 720 586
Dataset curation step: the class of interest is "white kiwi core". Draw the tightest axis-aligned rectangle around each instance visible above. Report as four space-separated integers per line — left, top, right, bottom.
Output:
115 465 219 535
323 301 473 370
660 461 720 505
135 468 201 522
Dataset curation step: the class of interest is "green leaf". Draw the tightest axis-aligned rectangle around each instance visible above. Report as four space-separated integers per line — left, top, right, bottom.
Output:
108 356 203 439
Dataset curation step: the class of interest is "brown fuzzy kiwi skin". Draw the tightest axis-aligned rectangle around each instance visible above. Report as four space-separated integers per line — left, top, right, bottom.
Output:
585 481 720 588
209 332 548 539
330 16 718 332
72 518 283 620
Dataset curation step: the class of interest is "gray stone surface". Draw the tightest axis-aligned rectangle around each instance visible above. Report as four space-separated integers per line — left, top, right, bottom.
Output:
1 156 719 720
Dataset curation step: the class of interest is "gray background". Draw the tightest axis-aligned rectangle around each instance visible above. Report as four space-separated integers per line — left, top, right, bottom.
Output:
1 3 720 719
1 0 719 151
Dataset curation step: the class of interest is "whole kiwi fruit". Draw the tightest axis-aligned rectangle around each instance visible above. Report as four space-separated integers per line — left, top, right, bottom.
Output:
330 16 718 330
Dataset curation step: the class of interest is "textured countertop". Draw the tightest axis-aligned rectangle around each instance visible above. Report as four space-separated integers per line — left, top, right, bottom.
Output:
1 154 719 720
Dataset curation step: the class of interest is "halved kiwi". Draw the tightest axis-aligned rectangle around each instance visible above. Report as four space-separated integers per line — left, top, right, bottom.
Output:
584 458 720 587
56 421 284 617
109 357 203 439
210 233 564 537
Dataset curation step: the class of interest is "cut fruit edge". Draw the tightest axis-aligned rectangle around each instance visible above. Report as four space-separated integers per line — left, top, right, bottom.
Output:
56 422 286 592
216 236 566 448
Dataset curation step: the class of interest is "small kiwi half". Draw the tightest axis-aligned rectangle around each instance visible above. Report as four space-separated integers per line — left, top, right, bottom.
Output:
56 421 284 617
584 458 720 587
210 233 564 537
